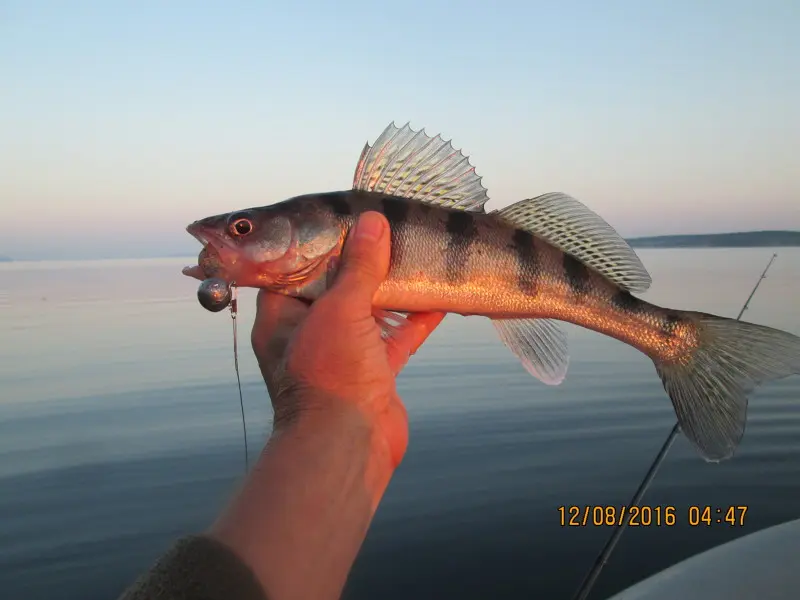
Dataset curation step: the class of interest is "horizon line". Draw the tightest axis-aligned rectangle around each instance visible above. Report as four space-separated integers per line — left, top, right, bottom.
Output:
2 229 799 263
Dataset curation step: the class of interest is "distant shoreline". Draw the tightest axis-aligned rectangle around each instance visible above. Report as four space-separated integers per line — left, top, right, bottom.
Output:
627 230 800 249
2 230 798 261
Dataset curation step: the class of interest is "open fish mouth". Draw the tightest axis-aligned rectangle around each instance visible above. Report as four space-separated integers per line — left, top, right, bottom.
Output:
183 223 229 280
186 222 223 248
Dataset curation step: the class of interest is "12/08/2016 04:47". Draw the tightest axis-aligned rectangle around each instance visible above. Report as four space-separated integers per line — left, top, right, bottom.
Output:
558 505 748 527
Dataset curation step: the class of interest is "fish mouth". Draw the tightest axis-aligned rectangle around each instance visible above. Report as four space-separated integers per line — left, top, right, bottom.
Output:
183 222 230 280
187 222 221 248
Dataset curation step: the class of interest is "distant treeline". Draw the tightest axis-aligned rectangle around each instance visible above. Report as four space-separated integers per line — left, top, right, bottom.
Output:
626 230 800 248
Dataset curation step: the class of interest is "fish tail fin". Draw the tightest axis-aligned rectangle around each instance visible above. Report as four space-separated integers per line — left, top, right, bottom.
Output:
653 312 800 462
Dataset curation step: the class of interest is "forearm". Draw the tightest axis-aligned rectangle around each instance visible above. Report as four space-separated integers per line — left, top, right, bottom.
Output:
209 401 397 600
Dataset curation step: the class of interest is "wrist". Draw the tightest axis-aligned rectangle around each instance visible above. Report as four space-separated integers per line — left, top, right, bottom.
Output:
272 393 398 485
272 386 406 471
209 394 399 600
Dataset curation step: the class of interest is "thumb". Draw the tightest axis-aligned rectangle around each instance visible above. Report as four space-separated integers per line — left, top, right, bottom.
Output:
327 211 390 314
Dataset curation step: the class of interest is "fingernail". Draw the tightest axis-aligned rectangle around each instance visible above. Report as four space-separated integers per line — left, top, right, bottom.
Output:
354 212 385 242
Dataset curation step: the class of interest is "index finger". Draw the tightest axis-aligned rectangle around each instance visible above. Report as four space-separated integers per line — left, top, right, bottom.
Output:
251 290 309 378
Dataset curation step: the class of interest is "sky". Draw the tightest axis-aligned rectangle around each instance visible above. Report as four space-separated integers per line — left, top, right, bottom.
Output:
1 0 798 260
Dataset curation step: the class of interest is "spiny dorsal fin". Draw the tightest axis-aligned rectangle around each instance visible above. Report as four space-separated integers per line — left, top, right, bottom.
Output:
353 122 490 213
492 192 652 293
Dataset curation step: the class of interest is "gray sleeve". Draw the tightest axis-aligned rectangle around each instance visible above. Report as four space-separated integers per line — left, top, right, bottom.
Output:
118 535 268 600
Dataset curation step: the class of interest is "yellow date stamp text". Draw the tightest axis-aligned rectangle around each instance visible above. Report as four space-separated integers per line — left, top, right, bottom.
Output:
558 505 748 527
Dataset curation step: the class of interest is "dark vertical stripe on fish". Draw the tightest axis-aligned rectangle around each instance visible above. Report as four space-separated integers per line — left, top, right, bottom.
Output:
564 253 591 299
321 192 352 216
381 197 410 228
662 312 683 337
610 290 642 314
444 210 478 284
381 197 410 266
510 229 537 296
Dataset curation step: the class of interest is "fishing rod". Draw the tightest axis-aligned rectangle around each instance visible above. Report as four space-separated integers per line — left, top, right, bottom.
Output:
571 252 779 600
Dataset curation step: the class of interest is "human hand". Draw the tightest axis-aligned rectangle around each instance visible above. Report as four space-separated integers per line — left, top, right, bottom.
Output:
250 211 446 466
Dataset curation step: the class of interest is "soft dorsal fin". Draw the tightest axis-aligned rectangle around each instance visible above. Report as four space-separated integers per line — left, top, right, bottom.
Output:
492 192 652 293
352 122 490 213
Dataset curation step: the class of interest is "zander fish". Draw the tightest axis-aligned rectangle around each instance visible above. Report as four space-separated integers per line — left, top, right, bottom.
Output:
184 122 800 462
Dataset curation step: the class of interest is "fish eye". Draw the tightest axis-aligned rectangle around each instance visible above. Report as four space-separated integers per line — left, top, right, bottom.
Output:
230 218 253 236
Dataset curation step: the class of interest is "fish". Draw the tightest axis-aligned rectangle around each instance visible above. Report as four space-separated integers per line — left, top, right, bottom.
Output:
184 121 800 463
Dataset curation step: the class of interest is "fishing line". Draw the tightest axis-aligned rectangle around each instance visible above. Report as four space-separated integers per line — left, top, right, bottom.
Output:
571 252 779 600
229 283 249 473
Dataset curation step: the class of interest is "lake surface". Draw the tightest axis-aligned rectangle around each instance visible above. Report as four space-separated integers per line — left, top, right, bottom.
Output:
1 248 799 600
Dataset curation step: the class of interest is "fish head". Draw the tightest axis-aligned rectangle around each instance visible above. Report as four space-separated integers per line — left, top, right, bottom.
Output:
184 198 346 298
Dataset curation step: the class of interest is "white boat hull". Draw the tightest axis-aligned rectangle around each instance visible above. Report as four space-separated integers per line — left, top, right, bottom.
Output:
608 517 800 599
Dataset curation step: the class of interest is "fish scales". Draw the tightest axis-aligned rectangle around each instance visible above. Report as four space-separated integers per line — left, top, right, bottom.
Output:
318 190 689 363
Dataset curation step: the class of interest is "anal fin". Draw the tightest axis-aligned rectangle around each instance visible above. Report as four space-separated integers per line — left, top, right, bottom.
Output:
492 318 569 385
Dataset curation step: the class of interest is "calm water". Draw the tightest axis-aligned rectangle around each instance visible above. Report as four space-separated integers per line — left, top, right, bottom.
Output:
1 248 799 600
